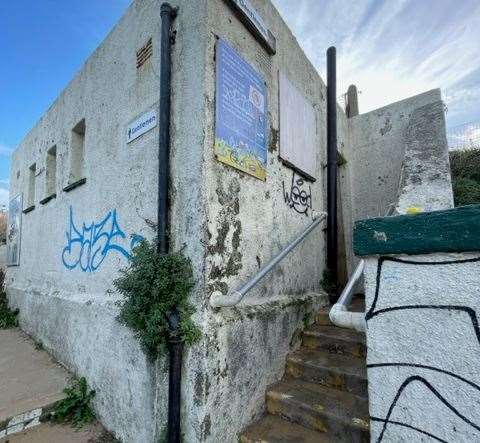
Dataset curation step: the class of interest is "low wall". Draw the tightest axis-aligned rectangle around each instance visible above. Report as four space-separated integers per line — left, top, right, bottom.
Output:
354 205 480 442
342 89 449 275
183 293 327 442
8 288 158 443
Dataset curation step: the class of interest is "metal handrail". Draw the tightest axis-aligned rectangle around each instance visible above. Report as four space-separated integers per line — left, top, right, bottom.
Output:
336 259 365 307
209 212 328 308
329 204 396 331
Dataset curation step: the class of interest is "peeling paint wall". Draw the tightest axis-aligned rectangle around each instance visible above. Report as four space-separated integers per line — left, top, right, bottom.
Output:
185 1 333 440
202 0 332 302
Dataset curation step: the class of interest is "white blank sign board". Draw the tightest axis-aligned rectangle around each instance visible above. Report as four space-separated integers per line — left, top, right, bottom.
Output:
279 71 317 180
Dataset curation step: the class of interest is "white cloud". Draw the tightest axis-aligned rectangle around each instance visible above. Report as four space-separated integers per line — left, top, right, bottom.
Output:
272 0 480 126
0 143 13 157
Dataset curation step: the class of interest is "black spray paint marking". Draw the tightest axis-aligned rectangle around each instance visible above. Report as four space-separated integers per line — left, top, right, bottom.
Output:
370 417 447 443
366 256 480 442
374 376 480 442
282 171 312 216
366 255 480 321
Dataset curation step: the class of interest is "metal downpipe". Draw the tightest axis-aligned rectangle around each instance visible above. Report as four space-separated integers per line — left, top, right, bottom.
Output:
326 46 338 304
158 4 181 443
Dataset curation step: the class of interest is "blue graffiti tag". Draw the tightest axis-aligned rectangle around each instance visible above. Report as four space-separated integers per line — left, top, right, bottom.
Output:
62 206 143 272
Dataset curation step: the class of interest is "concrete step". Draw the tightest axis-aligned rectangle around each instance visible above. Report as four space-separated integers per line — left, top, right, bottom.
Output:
315 309 331 326
0 329 69 439
266 379 369 442
240 414 332 443
302 325 366 359
286 348 367 397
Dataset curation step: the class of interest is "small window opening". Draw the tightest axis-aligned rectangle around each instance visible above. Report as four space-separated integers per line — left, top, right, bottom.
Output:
69 119 85 185
26 163 36 210
41 145 57 205
46 145 57 195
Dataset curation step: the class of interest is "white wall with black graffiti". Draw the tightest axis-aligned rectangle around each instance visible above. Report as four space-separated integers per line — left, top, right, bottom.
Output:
364 253 480 442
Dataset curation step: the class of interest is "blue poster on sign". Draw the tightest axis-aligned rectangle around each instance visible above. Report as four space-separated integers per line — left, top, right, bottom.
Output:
215 38 267 180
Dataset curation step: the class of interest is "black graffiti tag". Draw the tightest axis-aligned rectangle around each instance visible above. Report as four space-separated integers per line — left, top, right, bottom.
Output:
283 172 312 216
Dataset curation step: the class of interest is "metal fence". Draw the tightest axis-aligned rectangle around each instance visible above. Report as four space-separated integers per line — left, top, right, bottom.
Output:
447 121 480 150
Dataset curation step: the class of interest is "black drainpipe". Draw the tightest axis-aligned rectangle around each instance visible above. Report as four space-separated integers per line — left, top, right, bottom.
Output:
326 46 338 304
157 4 181 443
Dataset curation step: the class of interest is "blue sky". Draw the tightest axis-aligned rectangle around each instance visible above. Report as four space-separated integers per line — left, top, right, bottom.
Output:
1 0 479 206
0 0 130 207
272 0 480 126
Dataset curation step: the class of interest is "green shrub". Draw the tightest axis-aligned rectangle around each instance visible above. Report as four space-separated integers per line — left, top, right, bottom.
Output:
450 149 480 206
450 149 480 182
114 240 201 359
52 377 95 429
0 269 18 329
452 177 480 206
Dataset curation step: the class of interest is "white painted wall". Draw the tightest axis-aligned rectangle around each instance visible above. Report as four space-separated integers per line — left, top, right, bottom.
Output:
364 252 480 442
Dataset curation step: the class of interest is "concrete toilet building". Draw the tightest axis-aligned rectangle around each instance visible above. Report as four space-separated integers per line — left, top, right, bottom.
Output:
6 0 464 442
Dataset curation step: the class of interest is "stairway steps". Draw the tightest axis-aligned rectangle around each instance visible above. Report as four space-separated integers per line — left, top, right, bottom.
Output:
286 348 367 397
266 379 369 442
315 310 331 326
303 325 366 358
240 414 331 443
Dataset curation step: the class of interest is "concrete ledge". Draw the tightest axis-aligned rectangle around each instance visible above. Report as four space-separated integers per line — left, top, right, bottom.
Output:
211 292 328 325
354 205 480 256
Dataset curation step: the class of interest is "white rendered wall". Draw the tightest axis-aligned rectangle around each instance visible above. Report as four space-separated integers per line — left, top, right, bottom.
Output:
364 252 480 442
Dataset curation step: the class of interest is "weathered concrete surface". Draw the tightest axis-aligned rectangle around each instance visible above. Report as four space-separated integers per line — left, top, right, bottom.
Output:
342 89 452 275
363 252 480 442
179 0 333 440
8 288 158 443
395 99 453 214
202 0 332 303
0 328 69 425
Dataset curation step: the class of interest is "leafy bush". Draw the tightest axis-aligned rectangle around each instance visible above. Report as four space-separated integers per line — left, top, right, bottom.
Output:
452 177 480 206
52 377 96 429
450 149 480 182
0 269 18 329
450 149 480 206
114 240 201 359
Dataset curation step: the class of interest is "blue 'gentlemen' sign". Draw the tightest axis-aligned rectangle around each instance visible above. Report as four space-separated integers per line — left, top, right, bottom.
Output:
215 38 268 180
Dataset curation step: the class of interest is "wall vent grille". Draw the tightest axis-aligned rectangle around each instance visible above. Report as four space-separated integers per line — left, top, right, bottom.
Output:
136 38 152 69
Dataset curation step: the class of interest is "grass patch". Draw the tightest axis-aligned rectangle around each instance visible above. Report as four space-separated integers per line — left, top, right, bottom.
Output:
52 377 96 429
0 269 18 329
114 239 201 360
